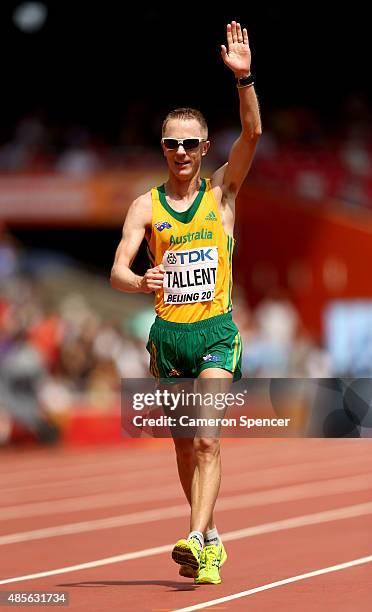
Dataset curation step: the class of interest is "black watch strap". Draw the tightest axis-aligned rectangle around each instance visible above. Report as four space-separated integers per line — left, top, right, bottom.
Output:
236 73 255 88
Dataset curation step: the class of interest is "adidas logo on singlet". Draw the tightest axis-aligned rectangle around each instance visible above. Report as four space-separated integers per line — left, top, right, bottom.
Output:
205 210 217 221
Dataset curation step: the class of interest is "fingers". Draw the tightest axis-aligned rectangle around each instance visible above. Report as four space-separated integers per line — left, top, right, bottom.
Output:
227 21 247 45
230 21 237 43
148 272 164 281
220 44 227 60
236 22 243 42
226 22 233 48
150 265 165 275
143 276 163 291
145 266 165 290
140 266 165 292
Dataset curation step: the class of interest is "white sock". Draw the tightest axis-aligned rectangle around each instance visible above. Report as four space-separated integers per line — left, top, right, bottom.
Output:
187 530 204 549
204 527 220 546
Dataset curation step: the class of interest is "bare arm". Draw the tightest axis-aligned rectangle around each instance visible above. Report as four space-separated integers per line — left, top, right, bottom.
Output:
110 193 164 293
212 21 262 197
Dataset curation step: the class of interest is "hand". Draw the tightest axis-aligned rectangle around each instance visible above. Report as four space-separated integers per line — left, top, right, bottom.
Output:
140 265 165 293
221 21 251 77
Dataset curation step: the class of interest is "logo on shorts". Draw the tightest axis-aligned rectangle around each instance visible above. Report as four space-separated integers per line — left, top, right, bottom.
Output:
166 252 177 264
202 354 221 362
154 221 172 231
205 210 217 221
169 368 181 377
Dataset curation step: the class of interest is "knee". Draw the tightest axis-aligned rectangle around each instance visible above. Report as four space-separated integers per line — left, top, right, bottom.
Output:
194 437 220 458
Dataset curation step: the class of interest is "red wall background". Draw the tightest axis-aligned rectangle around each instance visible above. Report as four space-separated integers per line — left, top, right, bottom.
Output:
235 185 372 335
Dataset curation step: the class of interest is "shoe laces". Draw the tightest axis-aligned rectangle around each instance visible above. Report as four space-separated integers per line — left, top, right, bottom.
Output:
188 537 202 558
201 545 220 569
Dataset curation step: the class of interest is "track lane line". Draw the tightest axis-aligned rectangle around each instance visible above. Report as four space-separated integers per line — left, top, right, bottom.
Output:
1 475 371 544
0 483 182 520
172 554 372 612
1 451 369 500
0 466 176 499
0 472 370 522
0 441 367 482
0 502 371 584
0 455 174 486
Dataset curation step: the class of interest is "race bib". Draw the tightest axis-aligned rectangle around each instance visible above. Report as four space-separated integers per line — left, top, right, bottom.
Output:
163 246 218 304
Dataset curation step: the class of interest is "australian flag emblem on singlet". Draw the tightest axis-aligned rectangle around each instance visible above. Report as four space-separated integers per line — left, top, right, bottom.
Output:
154 221 172 231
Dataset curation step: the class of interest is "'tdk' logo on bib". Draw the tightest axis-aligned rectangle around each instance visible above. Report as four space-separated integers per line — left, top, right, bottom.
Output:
166 249 215 265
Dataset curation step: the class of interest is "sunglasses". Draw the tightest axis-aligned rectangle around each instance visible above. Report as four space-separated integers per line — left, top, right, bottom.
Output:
162 137 206 151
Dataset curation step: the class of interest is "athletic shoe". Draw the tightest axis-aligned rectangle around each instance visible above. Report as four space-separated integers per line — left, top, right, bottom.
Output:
194 542 227 584
179 564 197 579
172 537 202 573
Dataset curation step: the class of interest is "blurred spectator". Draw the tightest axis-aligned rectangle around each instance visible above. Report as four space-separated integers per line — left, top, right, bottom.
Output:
0 310 59 444
0 113 53 172
0 102 371 208
0 232 366 447
244 290 299 376
55 127 104 176
0 234 19 279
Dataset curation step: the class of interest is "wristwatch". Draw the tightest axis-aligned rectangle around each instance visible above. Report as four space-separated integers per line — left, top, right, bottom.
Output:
236 73 255 88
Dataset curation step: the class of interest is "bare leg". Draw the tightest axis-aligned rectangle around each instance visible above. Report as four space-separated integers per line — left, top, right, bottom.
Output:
173 437 215 532
173 437 194 506
190 436 221 533
189 368 232 533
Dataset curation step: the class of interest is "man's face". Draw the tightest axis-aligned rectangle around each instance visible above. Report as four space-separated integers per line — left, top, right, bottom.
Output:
161 118 210 180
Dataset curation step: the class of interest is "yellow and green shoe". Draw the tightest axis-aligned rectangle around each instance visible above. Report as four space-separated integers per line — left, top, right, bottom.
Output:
194 542 227 584
179 564 197 579
172 537 202 575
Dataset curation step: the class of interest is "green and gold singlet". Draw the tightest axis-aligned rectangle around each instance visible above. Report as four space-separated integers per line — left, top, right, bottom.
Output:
147 178 234 323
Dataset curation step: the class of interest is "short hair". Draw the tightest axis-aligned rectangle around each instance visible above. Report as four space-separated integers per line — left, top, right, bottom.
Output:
162 107 208 139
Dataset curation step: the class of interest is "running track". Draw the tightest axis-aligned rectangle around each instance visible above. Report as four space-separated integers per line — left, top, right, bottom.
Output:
0 439 371 611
